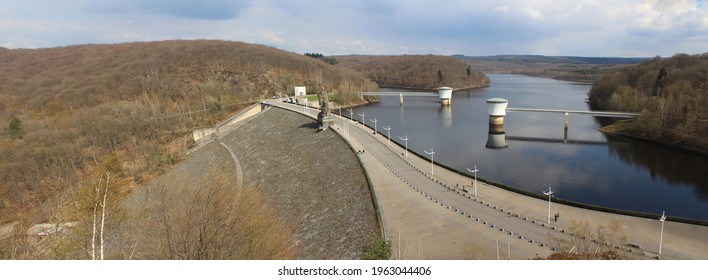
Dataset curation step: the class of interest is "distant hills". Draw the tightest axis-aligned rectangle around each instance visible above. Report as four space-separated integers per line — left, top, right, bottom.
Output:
454 55 647 65
335 55 490 90
454 55 649 82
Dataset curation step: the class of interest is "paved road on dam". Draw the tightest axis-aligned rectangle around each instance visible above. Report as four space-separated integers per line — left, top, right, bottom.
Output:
263 100 708 260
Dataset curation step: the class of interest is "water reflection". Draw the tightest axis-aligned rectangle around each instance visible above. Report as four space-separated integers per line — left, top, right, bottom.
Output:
486 131 508 149
439 106 452 128
356 75 708 221
606 134 708 200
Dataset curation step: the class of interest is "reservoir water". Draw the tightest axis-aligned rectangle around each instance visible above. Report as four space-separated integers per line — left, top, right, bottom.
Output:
354 74 708 222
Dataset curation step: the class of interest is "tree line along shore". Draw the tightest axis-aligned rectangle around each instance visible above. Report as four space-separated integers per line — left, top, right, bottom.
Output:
587 53 708 155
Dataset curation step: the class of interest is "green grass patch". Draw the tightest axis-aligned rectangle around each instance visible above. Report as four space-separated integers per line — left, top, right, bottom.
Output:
305 94 336 102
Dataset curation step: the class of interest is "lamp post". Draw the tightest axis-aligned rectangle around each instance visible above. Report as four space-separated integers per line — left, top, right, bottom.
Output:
424 148 435 176
466 166 479 197
344 115 350 141
358 113 365 126
542 186 554 224
370 118 378 134
659 211 666 256
382 126 391 145
347 108 353 123
399 135 409 158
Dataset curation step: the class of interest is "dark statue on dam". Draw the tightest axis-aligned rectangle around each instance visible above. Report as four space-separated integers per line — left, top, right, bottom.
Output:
317 87 334 131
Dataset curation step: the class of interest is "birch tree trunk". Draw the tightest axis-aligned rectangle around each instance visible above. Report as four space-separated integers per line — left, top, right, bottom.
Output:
100 173 110 260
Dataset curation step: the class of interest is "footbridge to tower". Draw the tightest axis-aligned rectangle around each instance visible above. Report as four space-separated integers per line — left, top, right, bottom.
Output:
362 87 454 106
484 98 641 149
505 107 641 118
486 98 640 132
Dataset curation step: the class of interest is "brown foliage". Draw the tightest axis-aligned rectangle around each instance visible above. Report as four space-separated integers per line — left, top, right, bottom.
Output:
125 172 294 260
1 167 293 260
335 55 490 90
0 153 130 259
0 40 378 224
457 55 639 82
539 250 625 260
542 220 629 260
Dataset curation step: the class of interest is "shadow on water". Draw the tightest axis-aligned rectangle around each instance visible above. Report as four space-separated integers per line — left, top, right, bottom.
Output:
605 134 708 200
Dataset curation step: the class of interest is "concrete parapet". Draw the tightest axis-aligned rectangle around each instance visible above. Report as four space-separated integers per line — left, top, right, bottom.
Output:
191 103 266 145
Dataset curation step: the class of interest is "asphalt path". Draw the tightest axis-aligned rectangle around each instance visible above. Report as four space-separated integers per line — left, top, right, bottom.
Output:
343 110 566 256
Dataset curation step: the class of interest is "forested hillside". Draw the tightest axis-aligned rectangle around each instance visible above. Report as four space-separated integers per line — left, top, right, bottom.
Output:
455 55 645 82
335 55 490 90
588 53 708 153
0 40 378 227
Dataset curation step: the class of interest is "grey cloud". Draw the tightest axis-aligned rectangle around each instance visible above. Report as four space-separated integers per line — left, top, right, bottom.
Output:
86 0 251 20
140 0 251 20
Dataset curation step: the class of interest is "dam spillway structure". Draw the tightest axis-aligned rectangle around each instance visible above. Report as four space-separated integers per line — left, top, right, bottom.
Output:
437 86 453 106
487 98 508 134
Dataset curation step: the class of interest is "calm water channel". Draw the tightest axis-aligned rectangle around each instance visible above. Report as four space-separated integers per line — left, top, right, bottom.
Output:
353 74 708 222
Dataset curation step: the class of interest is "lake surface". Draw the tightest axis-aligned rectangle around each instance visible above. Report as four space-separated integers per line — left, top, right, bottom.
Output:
353 74 708 221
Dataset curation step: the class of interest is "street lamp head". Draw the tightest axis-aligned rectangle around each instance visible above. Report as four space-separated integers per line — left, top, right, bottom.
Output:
466 167 479 173
399 135 409 141
542 186 554 196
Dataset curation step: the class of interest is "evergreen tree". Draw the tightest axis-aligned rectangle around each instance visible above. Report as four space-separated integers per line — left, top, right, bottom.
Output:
5 116 23 139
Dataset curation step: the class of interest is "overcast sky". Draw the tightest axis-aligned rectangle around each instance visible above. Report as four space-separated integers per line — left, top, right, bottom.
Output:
1 0 706 57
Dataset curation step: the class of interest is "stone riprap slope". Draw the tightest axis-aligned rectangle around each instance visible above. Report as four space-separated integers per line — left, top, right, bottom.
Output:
219 107 379 259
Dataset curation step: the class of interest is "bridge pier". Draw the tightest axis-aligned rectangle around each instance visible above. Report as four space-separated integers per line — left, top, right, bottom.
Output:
564 112 569 141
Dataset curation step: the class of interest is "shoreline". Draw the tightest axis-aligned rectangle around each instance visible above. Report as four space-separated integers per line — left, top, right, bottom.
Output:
333 83 491 110
598 123 708 157
486 71 596 84
376 83 491 91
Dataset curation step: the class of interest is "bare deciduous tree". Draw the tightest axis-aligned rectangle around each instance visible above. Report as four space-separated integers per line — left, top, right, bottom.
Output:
129 171 294 260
